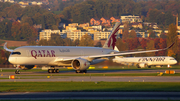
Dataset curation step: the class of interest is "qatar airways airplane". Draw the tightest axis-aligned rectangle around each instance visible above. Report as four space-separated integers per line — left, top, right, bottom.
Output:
4 22 174 74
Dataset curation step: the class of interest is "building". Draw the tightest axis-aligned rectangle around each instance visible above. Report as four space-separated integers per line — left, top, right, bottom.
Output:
121 15 142 23
110 17 120 23
67 31 93 41
129 22 143 29
143 22 158 29
90 18 101 26
93 32 111 40
39 29 66 41
100 17 111 26
78 23 89 28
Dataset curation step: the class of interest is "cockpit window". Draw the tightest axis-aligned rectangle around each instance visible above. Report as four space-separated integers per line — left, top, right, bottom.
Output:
170 59 175 60
11 52 21 55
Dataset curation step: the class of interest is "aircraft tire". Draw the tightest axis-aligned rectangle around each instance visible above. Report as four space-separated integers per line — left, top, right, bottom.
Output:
52 69 56 73
48 69 52 73
148 66 151 68
15 70 20 74
76 70 80 73
55 69 59 73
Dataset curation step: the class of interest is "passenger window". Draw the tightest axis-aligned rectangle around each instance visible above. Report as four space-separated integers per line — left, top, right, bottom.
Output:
11 52 21 55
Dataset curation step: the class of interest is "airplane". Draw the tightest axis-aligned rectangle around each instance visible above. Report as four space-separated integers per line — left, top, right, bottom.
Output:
112 47 177 68
4 22 174 74
112 56 177 68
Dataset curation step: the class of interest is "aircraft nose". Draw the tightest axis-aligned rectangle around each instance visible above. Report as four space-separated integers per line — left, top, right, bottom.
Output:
174 60 178 64
8 56 16 64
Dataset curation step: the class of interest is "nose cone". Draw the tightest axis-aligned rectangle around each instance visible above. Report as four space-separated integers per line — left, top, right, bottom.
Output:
174 60 178 64
8 56 16 64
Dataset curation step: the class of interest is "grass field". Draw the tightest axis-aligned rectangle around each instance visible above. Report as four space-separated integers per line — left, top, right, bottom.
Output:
0 82 180 92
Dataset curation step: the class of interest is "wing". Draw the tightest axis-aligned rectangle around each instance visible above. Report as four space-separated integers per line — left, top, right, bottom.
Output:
3 42 14 52
54 43 174 62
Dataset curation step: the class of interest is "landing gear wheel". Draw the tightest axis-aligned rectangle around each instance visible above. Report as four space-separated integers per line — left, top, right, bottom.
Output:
55 69 59 73
48 69 53 73
76 70 81 73
75 70 87 73
53 69 56 73
15 70 20 74
148 66 151 68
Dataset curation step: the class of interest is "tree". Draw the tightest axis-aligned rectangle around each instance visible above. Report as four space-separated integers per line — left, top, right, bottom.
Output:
140 38 147 49
49 34 64 46
128 30 137 38
79 34 94 46
134 46 147 57
11 21 21 40
95 41 102 47
21 16 33 26
63 38 73 46
147 9 160 22
146 40 155 56
157 38 167 56
38 39 49 46
73 39 80 46
160 33 167 39
122 22 129 40
165 11 175 26
148 30 156 38
126 38 139 50
0 19 12 39
167 23 179 58
115 38 128 51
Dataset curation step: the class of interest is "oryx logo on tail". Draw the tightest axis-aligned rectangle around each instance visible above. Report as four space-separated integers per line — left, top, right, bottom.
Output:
103 22 121 49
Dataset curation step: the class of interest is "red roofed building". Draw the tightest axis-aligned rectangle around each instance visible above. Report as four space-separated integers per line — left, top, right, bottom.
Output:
110 17 120 23
100 17 111 26
90 18 101 26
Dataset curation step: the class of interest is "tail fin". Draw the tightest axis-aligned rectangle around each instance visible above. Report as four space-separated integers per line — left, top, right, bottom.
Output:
103 22 121 49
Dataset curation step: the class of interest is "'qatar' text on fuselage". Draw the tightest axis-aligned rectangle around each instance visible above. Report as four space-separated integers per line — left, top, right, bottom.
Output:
31 50 55 59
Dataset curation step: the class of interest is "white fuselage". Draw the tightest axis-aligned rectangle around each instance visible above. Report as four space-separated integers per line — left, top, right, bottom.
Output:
113 56 177 66
9 46 114 66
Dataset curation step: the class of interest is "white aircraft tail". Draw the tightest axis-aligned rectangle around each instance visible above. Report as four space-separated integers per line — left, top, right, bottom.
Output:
114 46 119 52
103 22 121 49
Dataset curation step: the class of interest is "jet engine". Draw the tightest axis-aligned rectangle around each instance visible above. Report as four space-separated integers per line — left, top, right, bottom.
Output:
72 59 90 71
19 65 34 70
137 63 147 68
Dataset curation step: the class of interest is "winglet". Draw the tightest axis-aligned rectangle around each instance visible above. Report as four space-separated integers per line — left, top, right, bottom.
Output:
3 42 14 52
163 42 174 50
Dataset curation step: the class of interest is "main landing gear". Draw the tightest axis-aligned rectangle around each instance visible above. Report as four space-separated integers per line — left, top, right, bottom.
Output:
48 69 59 73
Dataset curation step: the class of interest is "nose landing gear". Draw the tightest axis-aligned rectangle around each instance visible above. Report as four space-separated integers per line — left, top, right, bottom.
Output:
15 70 20 74
15 65 20 74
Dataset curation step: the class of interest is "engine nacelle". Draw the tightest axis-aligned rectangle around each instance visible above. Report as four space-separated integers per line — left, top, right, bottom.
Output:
19 65 34 70
137 63 147 68
71 59 90 70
